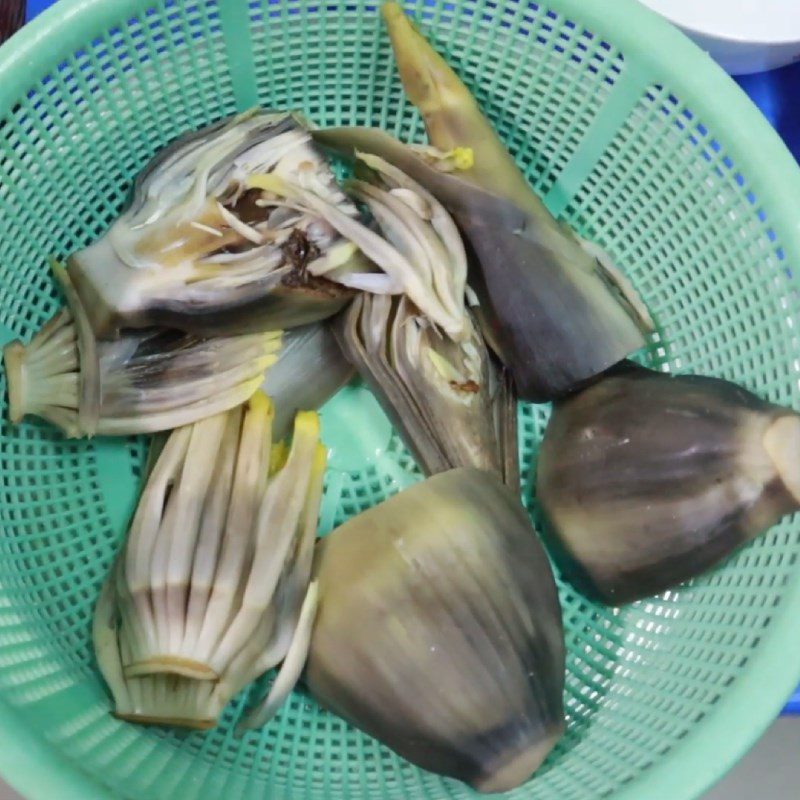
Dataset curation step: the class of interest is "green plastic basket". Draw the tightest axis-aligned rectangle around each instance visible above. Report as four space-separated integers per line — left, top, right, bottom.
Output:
2 0 800 798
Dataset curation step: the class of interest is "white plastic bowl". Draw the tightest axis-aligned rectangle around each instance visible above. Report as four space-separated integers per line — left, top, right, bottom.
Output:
640 0 800 74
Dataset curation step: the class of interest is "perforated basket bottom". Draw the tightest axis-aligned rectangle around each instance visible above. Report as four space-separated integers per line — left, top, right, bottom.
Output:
1 1 800 800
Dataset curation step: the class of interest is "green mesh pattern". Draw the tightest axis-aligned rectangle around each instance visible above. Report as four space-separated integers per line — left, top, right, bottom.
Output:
1 1 800 800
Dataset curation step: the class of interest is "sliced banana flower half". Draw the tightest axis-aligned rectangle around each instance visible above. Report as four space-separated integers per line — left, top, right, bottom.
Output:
307 468 565 792
3 300 281 438
380 4 652 395
261 322 354 440
93 395 326 728
335 292 517 484
68 110 373 337
538 363 800 604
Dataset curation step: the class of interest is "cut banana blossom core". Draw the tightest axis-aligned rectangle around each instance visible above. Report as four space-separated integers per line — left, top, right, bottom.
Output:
538 363 800 604
3 302 281 437
93 396 326 728
67 110 366 337
376 2 653 398
335 292 517 482
307 468 565 792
